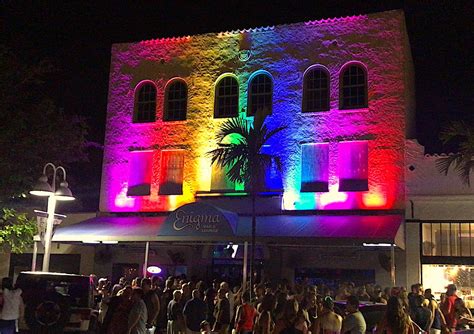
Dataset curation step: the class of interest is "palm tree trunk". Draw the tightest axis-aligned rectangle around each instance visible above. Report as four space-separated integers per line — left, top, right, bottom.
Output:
250 191 256 300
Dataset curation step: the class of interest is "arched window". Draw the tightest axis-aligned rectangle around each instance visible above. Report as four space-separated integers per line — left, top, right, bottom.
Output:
248 73 273 116
340 64 367 109
302 67 330 112
164 80 187 121
214 76 239 118
133 82 156 123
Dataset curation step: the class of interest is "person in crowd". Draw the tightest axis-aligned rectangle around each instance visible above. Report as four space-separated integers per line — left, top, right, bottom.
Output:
158 277 176 331
196 281 206 298
183 289 207 334
411 294 432 332
355 286 370 302
254 293 275 334
341 295 366 334
253 284 266 307
234 291 256 334
0 277 23 334
335 286 350 301
376 296 414 334
151 276 163 295
213 288 231 334
127 287 148 334
141 277 160 330
454 297 474 330
312 296 342 334
441 283 459 331
204 285 217 326
181 282 192 307
167 289 185 334
220 281 235 326
398 289 410 314
408 283 423 318
381 287 391 304
274 291 289 321
132 277 142 289
305 290 318 325
112 276 127 296
372 288 387 304
424 288 445 334
106 286 133 334
274 298 308 334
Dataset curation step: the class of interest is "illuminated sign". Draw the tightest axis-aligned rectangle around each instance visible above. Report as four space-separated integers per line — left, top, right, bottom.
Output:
162 202 238 236
147 266 162 274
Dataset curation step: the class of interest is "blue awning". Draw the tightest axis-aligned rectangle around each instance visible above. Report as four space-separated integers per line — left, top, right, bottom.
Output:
51 211 403 247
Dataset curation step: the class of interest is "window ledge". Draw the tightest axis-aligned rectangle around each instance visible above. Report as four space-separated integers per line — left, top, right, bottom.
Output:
195 191 282 198
338 107 369 114
131 121 156 126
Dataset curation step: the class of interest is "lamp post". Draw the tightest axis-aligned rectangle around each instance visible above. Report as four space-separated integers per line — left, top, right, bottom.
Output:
30 163 74 272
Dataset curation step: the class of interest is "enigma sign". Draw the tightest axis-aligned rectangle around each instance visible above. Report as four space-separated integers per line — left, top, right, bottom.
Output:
173 210 221 232
162 202 237 236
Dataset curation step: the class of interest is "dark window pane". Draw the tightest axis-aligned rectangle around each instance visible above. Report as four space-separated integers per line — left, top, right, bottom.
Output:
215 76 239 118
302 68 329 112
340 65 367 109
247 73 272 116
134 83 156 123
165 81 187 121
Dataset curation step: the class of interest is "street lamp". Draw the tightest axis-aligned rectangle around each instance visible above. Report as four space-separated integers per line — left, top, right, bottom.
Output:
30 163 74 272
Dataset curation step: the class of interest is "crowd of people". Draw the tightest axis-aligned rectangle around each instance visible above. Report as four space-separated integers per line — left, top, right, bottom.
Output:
91 275 474 334
2 273 474 334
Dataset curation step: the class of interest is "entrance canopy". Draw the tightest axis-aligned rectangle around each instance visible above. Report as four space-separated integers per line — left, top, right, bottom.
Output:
51 205 403 247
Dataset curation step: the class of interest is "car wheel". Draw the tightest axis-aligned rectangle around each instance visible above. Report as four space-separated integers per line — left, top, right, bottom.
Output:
25 297 70 333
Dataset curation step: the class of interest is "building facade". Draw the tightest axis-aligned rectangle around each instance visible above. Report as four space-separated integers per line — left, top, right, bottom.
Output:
93 9 415 286
101 10 414 214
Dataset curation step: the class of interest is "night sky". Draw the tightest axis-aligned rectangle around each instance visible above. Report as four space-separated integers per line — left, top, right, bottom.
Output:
2 0 473 207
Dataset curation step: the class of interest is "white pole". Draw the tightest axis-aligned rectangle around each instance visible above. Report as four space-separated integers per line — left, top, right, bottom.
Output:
243 241 248 290
32 241 38 271
42 195 56 272
143 241 150 277
391 243 396 286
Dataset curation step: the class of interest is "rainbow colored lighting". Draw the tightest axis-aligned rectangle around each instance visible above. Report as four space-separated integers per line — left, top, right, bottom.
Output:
101 10 410 213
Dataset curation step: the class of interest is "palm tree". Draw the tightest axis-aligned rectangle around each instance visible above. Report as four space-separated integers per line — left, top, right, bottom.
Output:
436 121 474 186
207 111 285 290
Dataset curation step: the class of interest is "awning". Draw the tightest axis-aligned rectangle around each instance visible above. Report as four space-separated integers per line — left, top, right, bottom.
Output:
51 212 404 247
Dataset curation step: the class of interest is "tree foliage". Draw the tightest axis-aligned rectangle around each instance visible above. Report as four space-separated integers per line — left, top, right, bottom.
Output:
0 45 89 200
436 121 474 186
0 208 37 253
207 112 285 193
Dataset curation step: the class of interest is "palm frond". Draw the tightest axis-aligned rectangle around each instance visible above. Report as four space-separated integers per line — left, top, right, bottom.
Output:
263 125 286 144
208 114 288 192
453 156 474 187
436 154 463 175
215 117 249 143
440 121 469 144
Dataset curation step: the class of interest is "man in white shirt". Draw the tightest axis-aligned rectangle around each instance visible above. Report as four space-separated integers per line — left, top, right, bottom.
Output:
341 295 366 334
0 277 24 334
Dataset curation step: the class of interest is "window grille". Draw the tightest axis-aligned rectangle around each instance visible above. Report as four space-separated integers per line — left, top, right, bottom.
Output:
214 76 239 118
303 68 329 112
134 83 156 123
164 80 187 121
340 65 367 109
159 150 185 195
248 73 273 116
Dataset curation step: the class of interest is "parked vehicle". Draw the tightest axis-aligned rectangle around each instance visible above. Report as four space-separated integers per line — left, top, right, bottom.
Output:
16 271 94 332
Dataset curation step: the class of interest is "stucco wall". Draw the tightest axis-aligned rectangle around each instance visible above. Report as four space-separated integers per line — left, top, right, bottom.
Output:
405 139 474 220
101 10 412 213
